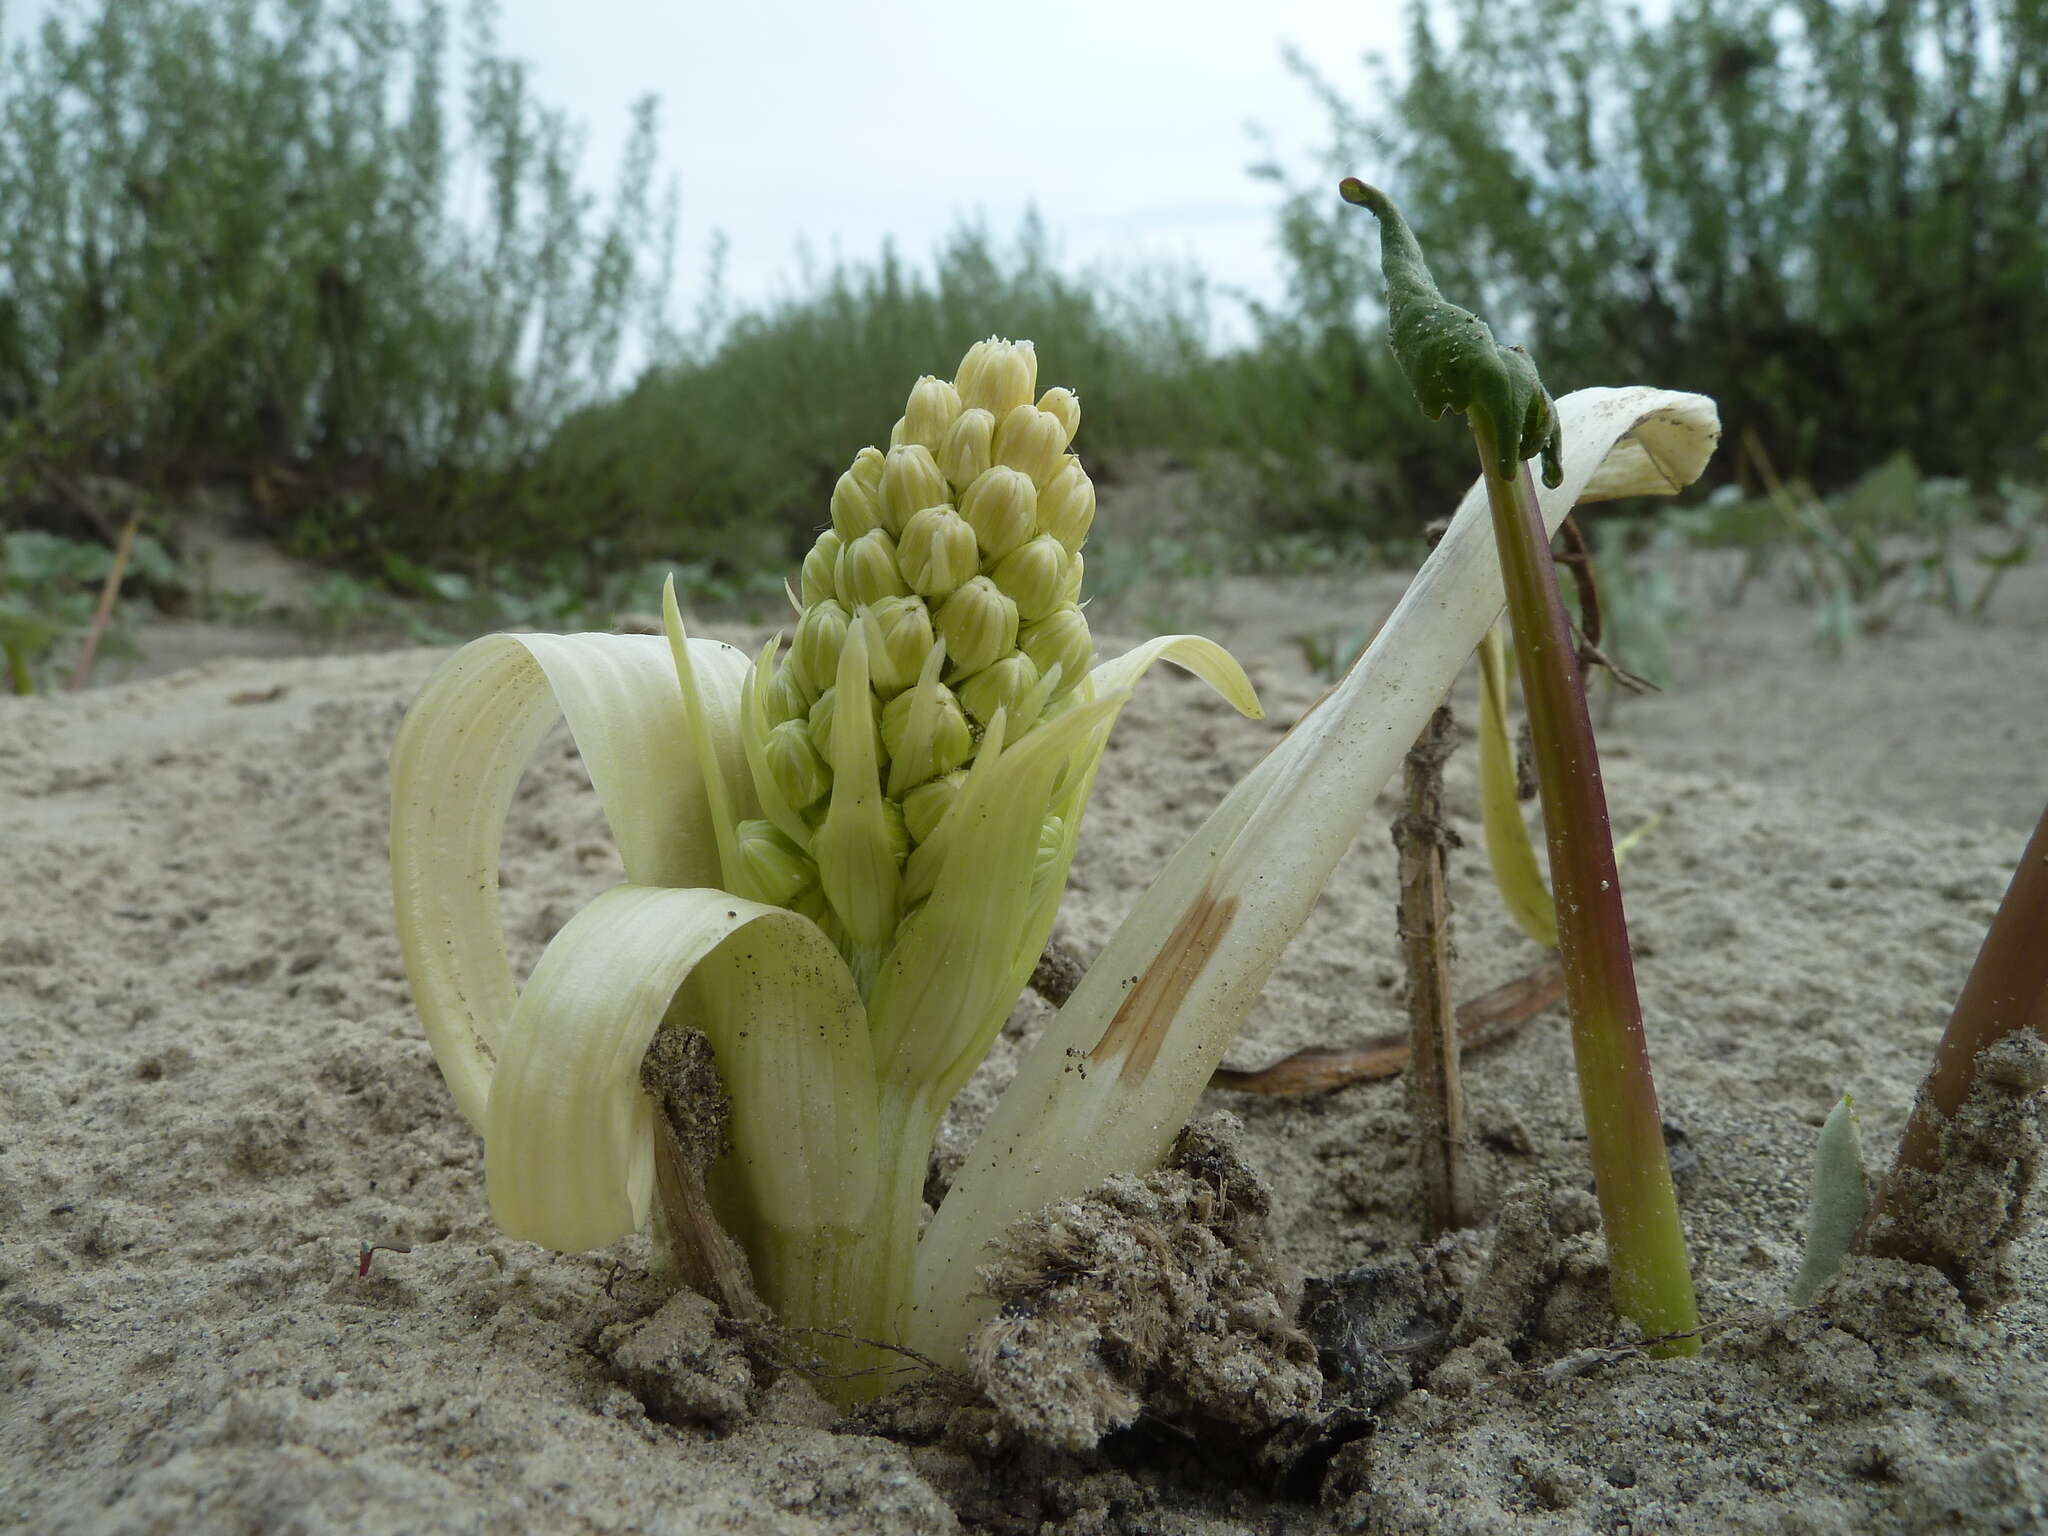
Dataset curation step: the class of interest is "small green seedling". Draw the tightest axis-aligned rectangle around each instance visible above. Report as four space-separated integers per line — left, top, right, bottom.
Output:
1790 1094 1869 1305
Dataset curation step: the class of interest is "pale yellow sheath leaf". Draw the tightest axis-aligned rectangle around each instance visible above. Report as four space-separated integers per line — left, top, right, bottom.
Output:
483 884 876 1253
1477 619 1560 947
389 631 751 1129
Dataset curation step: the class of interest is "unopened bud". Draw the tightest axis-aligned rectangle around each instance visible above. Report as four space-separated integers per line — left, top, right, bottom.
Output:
900 375 963 453
848 445 886 496
990 534 1068 622
736 818 816 906
1059 549 1085 606
1039 458 1095 551
959 465 1037 562
861 596 935 698
935 576 1019 679
897 505 979 599
954 337 1037 419
800 531 842 607
880 679 974 789
830 467 884 542
901 770 967 844
836 528 909 608
994 404 1067 489
791 598 851 695
806 684 880 770
765 718 831 810
1037 387 1080 447
764 663 813 726
1034 813 1067 886
957 652 1041 730
1020 606 1092 693
938 407 994 491
879 797 911 868
879 444 948 533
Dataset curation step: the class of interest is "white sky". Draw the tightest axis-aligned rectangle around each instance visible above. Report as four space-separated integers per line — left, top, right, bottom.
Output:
490 0 1405 339
7 0 1412 344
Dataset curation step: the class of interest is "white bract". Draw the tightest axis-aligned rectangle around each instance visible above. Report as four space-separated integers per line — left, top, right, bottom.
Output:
391 354 1718 1392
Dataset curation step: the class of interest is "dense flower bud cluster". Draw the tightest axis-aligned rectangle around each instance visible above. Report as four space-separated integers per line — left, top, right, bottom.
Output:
750 339 1098 939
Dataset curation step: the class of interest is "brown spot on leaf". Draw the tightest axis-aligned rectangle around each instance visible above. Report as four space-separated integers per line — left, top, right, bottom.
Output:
1088 885 1239 1085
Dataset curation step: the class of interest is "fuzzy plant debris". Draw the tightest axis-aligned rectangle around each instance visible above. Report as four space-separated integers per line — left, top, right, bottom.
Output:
967 1117 1322 1453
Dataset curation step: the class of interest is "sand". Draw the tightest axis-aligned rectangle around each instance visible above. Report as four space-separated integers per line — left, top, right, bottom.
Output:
4 518 2045 1533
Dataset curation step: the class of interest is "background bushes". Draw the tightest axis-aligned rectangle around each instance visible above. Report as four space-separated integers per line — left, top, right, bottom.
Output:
2 0 2041 591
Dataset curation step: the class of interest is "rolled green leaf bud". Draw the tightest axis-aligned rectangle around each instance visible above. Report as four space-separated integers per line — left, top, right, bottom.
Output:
901 770 967 844
959 465 1037 562
791 598 851 696
880 677 974 789
736 817 817 907
1019 605 1092 693
1039 457 1096 552
935 576 1018 679
861 595 936 698
848 444 886 497
897 505 979 599
764 718 831 810
899 375 963 453
994 404 1067 489
836 528 910 608
800 530 843 607
764 662 814 727
880 444 949 534
990 533 1068 622
938 407 995 491
831 467 885 542
807 683 882 760
954 337 1037 419
957 652 1041 730
1036 387 1080 447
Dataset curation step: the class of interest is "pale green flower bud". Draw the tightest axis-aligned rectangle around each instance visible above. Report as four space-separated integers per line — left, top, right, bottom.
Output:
1039 457 1096 552
836 528 910 608
736 818 816 907
792 884 849 953
899 375 963 453
897 505 979 599
861 595 935 698
764 663 814 726
880 679 973 790
938 407 994 491
807 684 882 760
800 530 843 607
990 533 1068 622
880 444 948 534
901 770 967 844
935 576 1018 679
879 797 911 868
1037 387 1080 447
957 652 1041 730
1059 549 1085 606
831 467 885 542
765 718 831 810
1020 605 1092 693
993 405 1067 490
791 599 851 695
848 445 886 496
954 337 1037 419
959 465 1037 562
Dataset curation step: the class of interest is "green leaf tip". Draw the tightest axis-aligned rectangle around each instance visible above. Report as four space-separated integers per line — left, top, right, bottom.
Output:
1789 1092 1868 1306
1339 178 1563 489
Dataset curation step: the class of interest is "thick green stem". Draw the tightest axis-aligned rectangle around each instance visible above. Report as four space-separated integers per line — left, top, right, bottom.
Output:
1474 413 1700 1355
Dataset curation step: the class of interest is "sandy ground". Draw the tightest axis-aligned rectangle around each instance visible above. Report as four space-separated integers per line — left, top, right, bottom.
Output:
4 519 2046 1533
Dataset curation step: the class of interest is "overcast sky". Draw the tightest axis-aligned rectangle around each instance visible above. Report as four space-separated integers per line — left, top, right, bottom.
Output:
7 0 1412 340
487 0 1405 336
